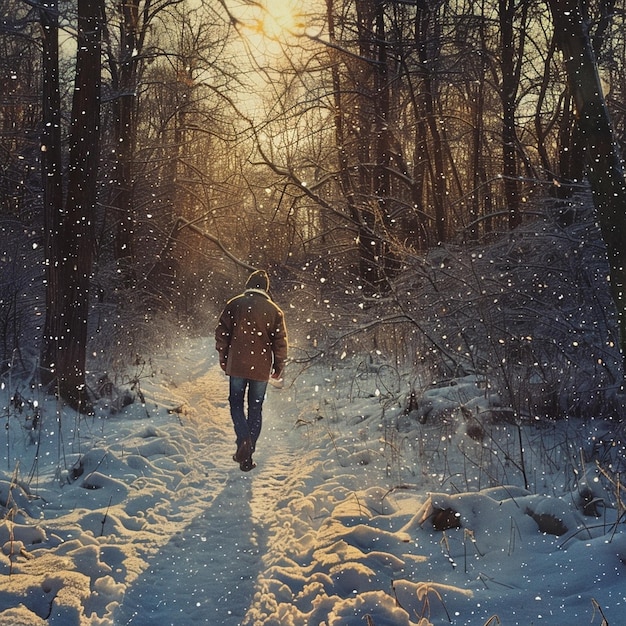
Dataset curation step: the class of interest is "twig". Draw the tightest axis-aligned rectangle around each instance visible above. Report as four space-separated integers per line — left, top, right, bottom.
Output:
100 496 113 537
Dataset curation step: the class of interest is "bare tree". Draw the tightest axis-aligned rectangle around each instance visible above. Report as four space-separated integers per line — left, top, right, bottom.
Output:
549 0 626 368
40 0 102 410
102 0 144 279
1 1 41 220
499 0 527 228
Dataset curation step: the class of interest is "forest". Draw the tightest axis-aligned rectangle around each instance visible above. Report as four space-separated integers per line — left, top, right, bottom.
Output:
1 0 626 416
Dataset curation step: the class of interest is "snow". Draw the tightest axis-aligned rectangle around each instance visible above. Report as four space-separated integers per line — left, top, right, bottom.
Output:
0 336 624 625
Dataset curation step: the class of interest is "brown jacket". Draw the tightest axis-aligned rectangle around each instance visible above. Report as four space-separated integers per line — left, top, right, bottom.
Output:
215 289 288 381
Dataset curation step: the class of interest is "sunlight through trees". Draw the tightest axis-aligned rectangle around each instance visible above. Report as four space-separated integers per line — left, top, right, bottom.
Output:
1 0 625 406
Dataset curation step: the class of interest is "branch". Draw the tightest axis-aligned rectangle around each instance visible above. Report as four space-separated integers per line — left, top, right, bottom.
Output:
174 217 256 272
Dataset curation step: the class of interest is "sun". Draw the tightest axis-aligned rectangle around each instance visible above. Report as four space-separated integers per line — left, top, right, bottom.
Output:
260 0 300 39
232 0 304 65
227 0 309 71
238 0 302 44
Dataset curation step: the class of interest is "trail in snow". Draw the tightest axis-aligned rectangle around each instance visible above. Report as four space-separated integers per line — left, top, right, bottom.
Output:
114 352 313 626
116 474 259 626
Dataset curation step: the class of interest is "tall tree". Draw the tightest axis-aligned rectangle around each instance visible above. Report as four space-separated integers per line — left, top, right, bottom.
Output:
108 0 143 278
40 0 102 410
40 0 62 229
413 0 446 243
499 0 527 228
549 0 626 368
101 0 184 280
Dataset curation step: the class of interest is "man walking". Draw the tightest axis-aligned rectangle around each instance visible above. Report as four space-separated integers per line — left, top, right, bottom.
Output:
215 270 288 471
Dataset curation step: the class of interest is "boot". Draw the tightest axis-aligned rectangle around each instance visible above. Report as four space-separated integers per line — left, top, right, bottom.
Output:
239 457 256 472
233 437 252 463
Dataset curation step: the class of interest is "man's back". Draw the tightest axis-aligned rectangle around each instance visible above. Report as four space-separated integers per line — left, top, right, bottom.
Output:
216 289 287 381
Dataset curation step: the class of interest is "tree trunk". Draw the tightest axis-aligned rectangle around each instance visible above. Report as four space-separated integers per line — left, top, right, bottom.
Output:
41 0 102 411
558 94 585 191
40 0 63 387
415 3 446 243
325 0 369 285
112 0 141 278
499 0 525 229
549 0 626 370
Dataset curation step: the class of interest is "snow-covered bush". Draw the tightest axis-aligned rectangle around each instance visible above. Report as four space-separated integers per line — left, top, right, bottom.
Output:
299 193 623 424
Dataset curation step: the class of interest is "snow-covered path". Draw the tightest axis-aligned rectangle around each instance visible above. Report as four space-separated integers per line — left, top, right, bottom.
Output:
114 344 317 626
116 472 259 626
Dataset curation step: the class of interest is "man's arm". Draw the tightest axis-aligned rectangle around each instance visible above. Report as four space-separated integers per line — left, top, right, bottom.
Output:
215 307 233 371
270 310 288 377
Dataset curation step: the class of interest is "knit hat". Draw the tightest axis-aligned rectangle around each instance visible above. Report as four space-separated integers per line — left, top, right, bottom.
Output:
245 269 270 291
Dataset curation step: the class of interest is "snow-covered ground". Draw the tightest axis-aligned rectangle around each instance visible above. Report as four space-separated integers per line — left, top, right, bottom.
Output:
0 336 624 625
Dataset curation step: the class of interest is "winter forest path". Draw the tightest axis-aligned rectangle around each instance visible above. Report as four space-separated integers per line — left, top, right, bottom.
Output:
114 344 314 626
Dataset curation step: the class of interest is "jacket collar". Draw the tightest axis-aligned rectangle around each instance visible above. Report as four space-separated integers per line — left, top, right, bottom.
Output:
245 288 270 299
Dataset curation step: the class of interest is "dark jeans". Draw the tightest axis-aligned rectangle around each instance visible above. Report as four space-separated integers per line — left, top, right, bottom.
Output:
228 377 268 451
